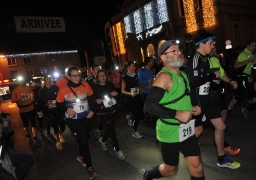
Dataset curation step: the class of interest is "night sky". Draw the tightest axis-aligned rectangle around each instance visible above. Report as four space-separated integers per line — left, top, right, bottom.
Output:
3 0 125 43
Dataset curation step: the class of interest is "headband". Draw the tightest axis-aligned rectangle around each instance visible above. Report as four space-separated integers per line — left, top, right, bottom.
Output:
195 36 215 46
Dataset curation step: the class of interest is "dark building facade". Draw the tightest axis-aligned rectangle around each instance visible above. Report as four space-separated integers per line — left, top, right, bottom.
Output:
105 0 256 66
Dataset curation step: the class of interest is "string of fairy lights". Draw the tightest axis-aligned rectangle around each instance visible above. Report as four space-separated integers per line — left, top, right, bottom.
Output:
1 50 78 58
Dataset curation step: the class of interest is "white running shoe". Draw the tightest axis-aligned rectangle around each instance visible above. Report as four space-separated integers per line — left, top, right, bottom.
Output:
116 150 127 160
98 137 107 150
132 131 142 138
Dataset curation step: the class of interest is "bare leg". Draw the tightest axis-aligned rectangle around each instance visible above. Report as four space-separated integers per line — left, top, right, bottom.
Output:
159 163 178 177
186 156 204 178
195 125 203 138
210 118 226 156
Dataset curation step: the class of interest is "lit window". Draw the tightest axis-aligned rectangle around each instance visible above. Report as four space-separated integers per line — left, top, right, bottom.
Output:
156 0 169 24
7 58 17 66
133 10 143 34
124 15 133 34
144 2 155 29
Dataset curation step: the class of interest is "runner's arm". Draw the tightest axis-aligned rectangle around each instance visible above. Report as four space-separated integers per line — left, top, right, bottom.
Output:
144 86 176 118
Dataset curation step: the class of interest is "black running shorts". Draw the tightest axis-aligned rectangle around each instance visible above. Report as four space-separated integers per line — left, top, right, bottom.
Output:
159 135 201 166
194 105 222 127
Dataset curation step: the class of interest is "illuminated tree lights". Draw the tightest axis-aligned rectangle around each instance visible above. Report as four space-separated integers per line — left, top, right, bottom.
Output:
110 27 118 56
116 22 126 55
202 0 216 27
183 0 197 33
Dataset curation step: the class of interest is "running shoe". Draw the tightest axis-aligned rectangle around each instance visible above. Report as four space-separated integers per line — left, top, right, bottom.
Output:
59 134 65 143
241 108 248 118
26 134 32 144
132 131 142 138
126 115 133 126
34 138 42 146
56 141 63 150
224 146 240 155
217 156 240 169
88 167 97 179
116 150 127 160
140 169 148 180
77 155 86 167
94 129 102 139
98 137 107 150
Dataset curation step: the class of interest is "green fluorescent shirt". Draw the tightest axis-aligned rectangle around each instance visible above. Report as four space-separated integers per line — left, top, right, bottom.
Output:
156 67 192 143
237 48 254 75
209 56 225 79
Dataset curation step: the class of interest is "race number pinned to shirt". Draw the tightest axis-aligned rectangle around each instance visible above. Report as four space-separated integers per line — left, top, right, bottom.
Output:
199 82 210 95
73 101 88 113
49 100 57 109
130 87 139 94
65 100 89 119
21 92 30 101
194 70 198 76
179 119 195 142
103 97 116 108
37 111 43 118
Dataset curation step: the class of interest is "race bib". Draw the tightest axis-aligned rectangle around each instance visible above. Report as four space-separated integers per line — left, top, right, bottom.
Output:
179 119 195 142
103 97 117 108
51 100 57 108
49 100 57 109
199 82 210 95
130 87 139 94
37 111 43 118
21 92 30 101
73 101 88 113
248 76 253 83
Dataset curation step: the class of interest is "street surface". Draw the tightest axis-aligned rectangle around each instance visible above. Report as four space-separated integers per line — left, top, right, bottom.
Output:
1 93 256 180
